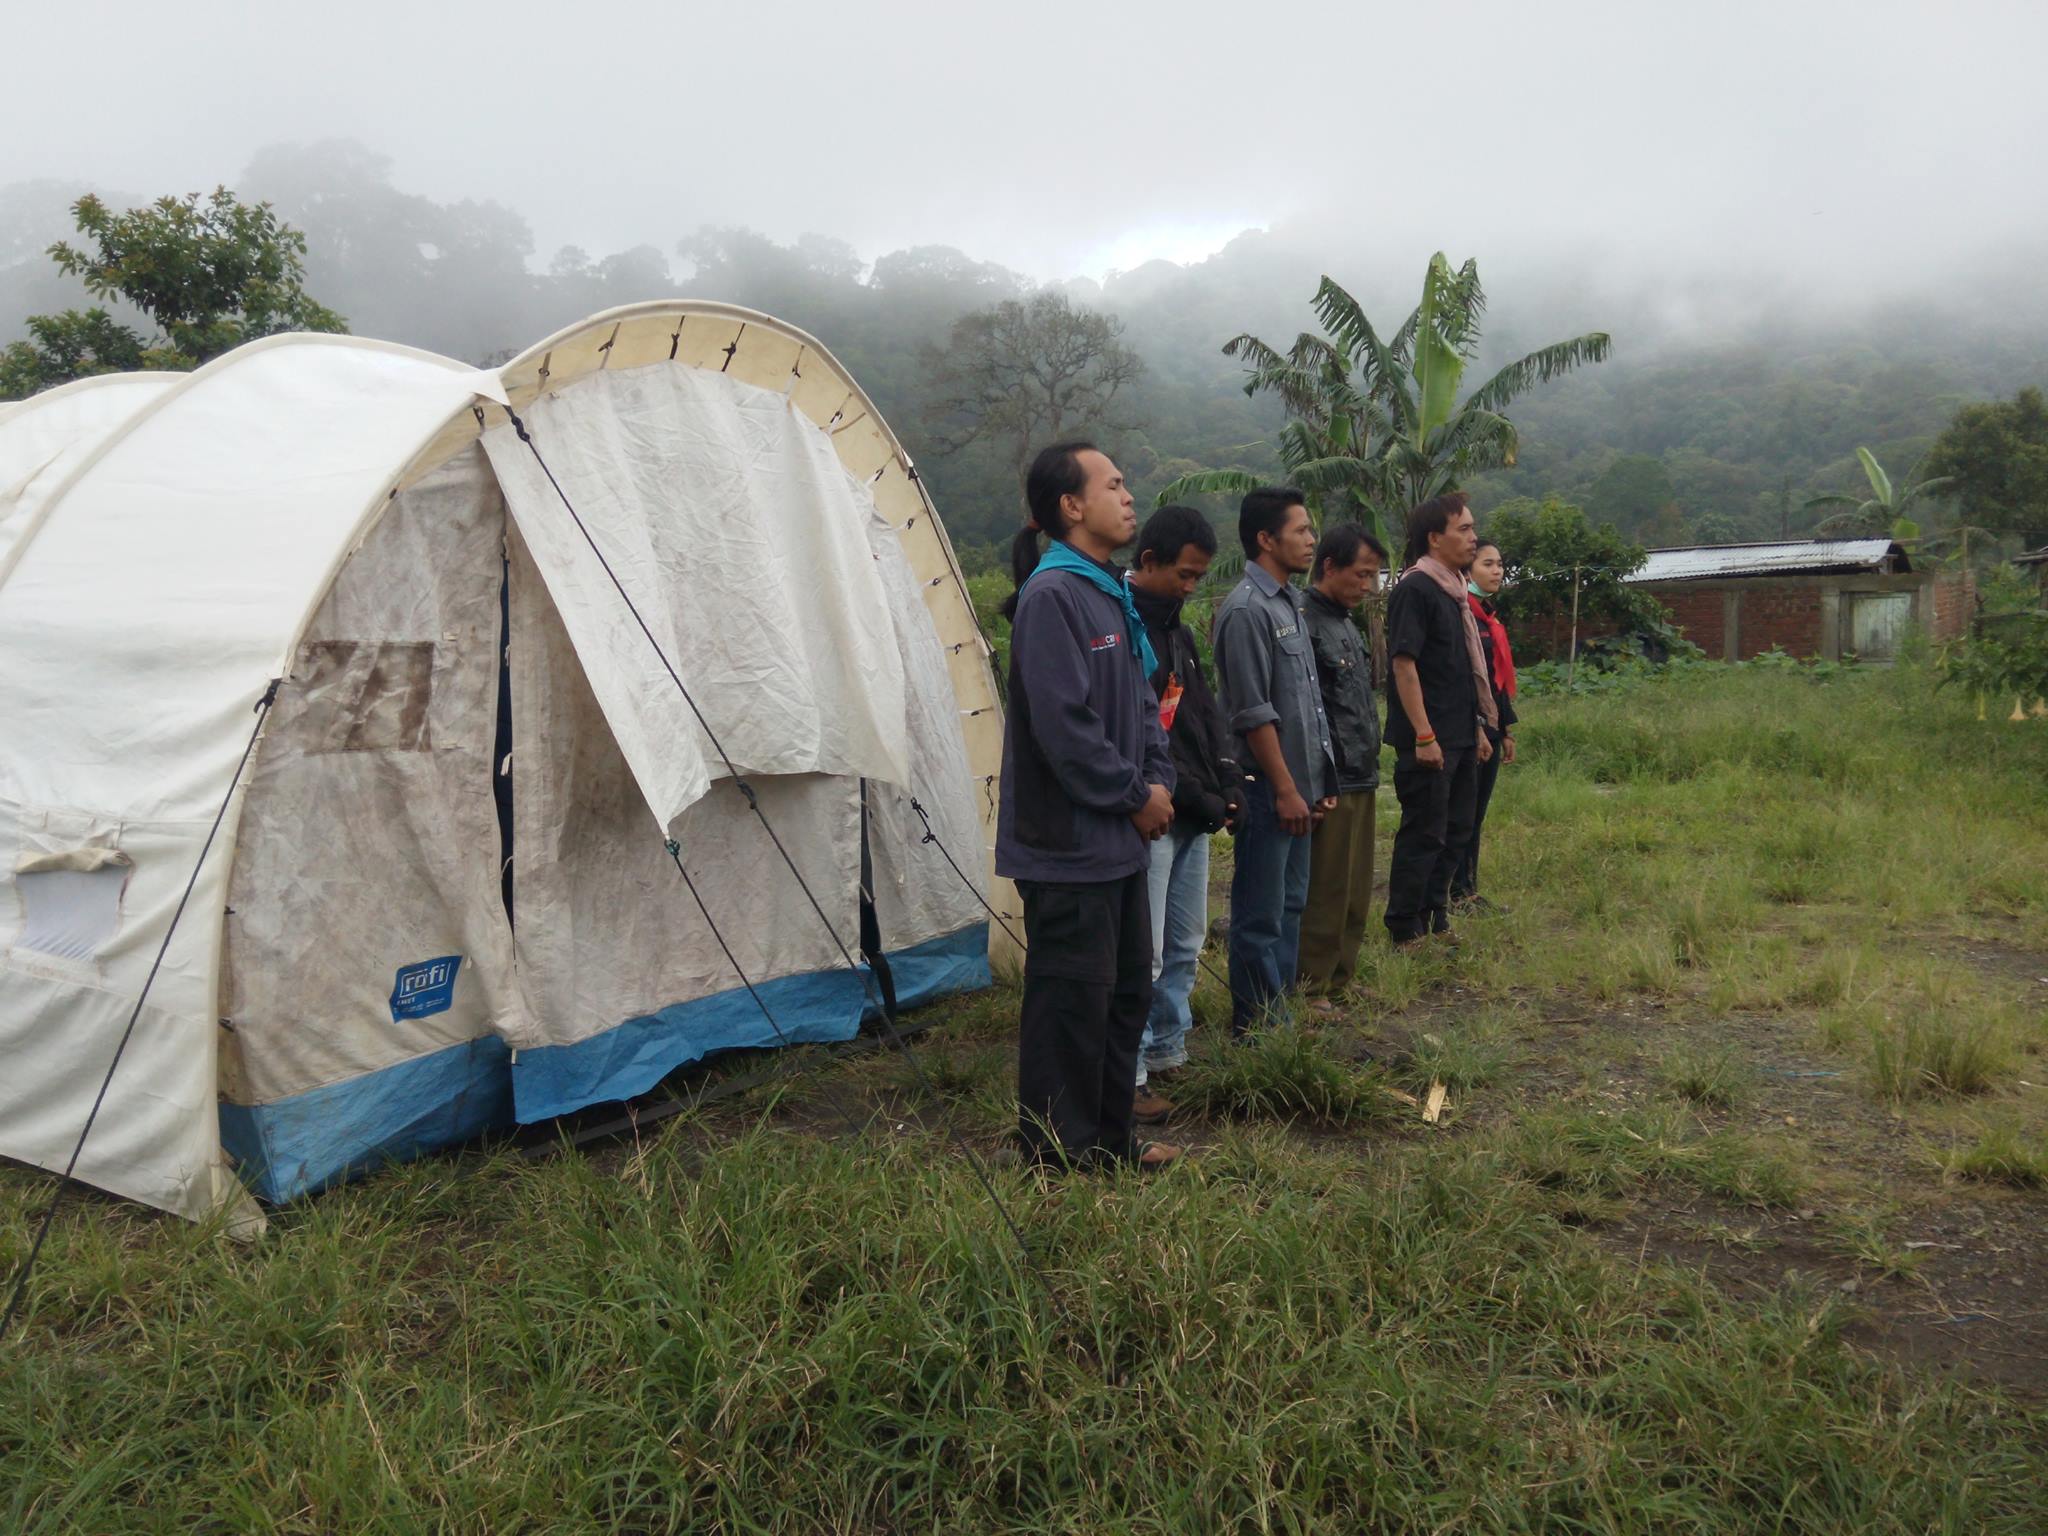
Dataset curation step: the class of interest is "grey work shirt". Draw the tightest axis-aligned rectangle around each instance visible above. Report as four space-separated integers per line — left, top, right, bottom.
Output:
1212 562 1336 802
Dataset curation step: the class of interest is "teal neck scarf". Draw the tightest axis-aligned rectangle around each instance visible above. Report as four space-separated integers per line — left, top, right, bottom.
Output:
1027 539 1159 678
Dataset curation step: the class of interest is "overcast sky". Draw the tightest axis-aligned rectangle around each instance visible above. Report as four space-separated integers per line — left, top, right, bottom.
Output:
5 0 2043 291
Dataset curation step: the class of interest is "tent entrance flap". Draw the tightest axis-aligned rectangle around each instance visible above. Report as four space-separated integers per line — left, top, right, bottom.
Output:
482 362 912 832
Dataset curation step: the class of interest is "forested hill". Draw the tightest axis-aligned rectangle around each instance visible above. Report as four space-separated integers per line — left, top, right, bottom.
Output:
5 145 2044 559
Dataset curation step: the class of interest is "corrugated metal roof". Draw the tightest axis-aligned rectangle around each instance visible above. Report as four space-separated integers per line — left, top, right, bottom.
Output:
1626 538 1906 584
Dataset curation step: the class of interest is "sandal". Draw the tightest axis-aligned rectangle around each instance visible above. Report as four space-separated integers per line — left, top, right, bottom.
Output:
1132 1089 1175 1126
1136 1141 1184 1172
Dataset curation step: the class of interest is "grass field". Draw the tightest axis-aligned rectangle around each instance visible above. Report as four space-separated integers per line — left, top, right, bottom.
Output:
6 662 2048 1533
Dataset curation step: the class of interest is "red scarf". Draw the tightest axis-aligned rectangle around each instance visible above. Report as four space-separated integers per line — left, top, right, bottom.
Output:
1468 593 1516 699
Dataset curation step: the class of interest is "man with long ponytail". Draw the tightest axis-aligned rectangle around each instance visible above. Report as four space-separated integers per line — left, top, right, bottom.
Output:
996 442 1183 1173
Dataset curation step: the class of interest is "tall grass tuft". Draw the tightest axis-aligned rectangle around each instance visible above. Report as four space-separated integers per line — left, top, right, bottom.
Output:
1866 1015 2013 1102
1405 1018 1512 1094
1659 1043 1753 1108
1935 1124 2048 1186
1498 1107 1805 1208
1173 1026 1395 1125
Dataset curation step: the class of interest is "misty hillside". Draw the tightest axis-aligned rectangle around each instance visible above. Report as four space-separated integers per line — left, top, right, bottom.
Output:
5 144 2045 556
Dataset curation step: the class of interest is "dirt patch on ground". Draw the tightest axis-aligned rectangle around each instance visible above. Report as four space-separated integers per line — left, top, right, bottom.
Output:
1597 1186 2048 1396
1345 933 2048 1396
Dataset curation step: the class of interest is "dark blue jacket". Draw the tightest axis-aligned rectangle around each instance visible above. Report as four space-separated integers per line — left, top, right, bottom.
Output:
996 565 1174 884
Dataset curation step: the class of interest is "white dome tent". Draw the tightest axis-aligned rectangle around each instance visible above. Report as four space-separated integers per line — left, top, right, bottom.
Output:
0 303 1009 1230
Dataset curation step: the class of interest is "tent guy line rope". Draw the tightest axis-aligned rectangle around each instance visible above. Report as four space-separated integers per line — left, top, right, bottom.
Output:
1 678 282 1347
901 794 1270 1030
660 838 874 1145
502 408 1040 1269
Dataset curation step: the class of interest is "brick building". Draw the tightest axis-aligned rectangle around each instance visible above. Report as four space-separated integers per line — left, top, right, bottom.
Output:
1622 539 1973 662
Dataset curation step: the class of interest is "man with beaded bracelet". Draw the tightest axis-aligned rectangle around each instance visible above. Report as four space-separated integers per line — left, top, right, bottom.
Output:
1383 492 1496 947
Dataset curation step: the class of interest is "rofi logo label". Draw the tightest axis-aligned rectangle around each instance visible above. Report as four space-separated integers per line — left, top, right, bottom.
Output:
390 955 462 1022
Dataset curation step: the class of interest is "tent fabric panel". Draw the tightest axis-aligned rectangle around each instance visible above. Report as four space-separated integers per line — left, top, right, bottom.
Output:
852 445 1012 962
860 500 989 953
0 812 251 1223
485 363 911 832
871 924 992 1017
476 303 1012 969
716 327 807 395
505 519 864 1057
220 445 531 1104
788 366 861 434
510 966 866 1123
0 372 179 580
671 315 749 376
0 339 499 820
218 1034 512 1203
594 317 682 375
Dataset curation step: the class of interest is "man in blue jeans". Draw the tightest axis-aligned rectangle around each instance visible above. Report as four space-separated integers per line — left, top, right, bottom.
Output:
1125 505 1240 1121
1212 487 1337 1037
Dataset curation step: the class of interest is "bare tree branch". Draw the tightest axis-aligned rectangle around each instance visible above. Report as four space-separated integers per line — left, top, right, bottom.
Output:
919 291 1146 482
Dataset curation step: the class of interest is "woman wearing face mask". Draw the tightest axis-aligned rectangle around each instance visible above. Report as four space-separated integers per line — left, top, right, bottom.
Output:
1449 539 1516 913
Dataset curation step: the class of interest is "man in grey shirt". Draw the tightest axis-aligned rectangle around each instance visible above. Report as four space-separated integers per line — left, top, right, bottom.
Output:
1212 487 1337 1036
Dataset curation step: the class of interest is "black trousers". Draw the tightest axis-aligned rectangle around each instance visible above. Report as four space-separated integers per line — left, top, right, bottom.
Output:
1016 871 1153 1169
1384 747 1479 942
1450 729 1503 902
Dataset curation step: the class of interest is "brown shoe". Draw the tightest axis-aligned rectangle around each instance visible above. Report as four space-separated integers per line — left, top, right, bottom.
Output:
1136 1141 1184 1172
1132 1089 1174 1125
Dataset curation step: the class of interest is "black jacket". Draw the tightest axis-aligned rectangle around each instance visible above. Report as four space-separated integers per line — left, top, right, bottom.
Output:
1131 584 1242 832
1303 587 1381 794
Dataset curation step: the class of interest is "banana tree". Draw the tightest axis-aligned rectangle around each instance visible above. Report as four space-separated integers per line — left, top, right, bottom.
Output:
1804 447 1953 541
1151 330 1393 572
1157 253 1611 563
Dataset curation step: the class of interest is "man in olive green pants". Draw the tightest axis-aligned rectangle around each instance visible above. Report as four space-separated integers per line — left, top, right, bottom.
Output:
1298 524 1385 998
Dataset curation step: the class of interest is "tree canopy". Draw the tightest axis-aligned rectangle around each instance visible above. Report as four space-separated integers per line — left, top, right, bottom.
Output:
920 291 1145 490
1486 496 1660 658
1 189 344 397
1924 386 2048 544
1153 255 1610 553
